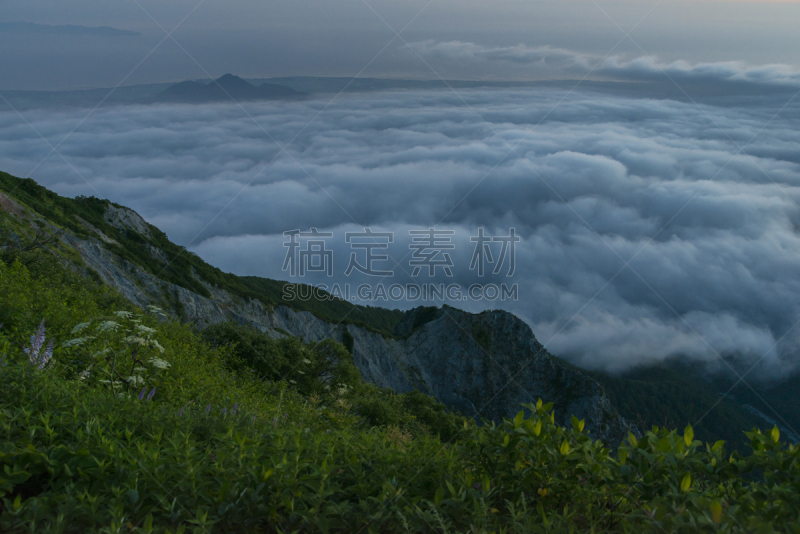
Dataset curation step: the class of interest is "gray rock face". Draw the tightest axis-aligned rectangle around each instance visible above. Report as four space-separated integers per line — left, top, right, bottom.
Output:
104 204 152 238
14 201 635 443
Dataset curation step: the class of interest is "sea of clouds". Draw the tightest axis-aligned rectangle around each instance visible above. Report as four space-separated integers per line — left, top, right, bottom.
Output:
2 52 800 377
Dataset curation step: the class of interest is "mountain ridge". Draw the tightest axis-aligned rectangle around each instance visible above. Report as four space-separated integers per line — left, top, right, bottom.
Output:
152 74 305 103
0 171 636 443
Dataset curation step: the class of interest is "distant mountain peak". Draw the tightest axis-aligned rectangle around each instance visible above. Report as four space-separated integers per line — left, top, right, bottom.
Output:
153 74 304 103
0 21 139 36
215 73 247 84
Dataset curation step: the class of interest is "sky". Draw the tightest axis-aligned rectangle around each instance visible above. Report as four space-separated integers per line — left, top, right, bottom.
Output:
2 0 800 380
1 0 800 89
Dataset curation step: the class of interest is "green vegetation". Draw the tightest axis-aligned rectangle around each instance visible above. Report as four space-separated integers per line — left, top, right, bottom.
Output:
2 217 800 532
0 171 404 336
589 367 764 452
471 322 492 353
341 327 355 354
201 321 469 442
411 306 438 332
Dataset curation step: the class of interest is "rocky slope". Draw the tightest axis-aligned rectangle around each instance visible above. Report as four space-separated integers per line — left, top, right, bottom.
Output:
0 188 636 443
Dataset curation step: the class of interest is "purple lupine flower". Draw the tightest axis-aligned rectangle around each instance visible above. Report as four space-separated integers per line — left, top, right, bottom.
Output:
24 320 46 366
233 403 238 410
272 417 278 428
138 386 147 400
146 387 156 401
222 407 227 415
178 404 186 417
205 404 211 413
37 340 54 370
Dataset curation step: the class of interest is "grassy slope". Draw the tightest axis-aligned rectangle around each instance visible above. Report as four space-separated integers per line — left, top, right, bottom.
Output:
0 171 404 336
0 255 797 531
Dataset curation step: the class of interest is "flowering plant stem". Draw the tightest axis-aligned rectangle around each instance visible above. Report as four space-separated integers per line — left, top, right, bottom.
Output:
108 348 118 397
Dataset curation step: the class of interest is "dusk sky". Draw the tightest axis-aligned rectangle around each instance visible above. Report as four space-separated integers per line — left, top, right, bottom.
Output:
1 0 800 89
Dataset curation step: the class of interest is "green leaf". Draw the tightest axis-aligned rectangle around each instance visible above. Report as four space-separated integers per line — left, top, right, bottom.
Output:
681 473 692 492
514 410 524 427
560 440 570 455
684 424 694 447
126 488 139 505
533 419 542 437
771 426 780 443
710 500 723 523
434 486 445 506
6 470 31 485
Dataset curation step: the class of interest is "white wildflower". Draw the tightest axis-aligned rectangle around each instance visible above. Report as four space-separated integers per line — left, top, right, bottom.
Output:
148 357 171 370
71 322 92 334
96 321 120 332
92 348 111 359
135 324 157 334
302 358 312 364
113 311 134 319
150 340 165 353
78 365 92 381
63 336 94 348
126 375 145 386
123 335 149 346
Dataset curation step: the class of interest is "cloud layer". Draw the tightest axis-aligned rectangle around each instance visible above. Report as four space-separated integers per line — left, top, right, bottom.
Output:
407 40 800 87
2 81 800 376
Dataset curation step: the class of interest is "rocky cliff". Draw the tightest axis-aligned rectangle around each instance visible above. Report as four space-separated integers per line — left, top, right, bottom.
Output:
1 189 636 443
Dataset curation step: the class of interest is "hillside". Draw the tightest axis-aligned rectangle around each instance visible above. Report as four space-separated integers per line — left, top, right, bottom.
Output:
0 171 635 444
0 170 401 335
588 367 770 452
1 170 791 449
2 172 800 531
